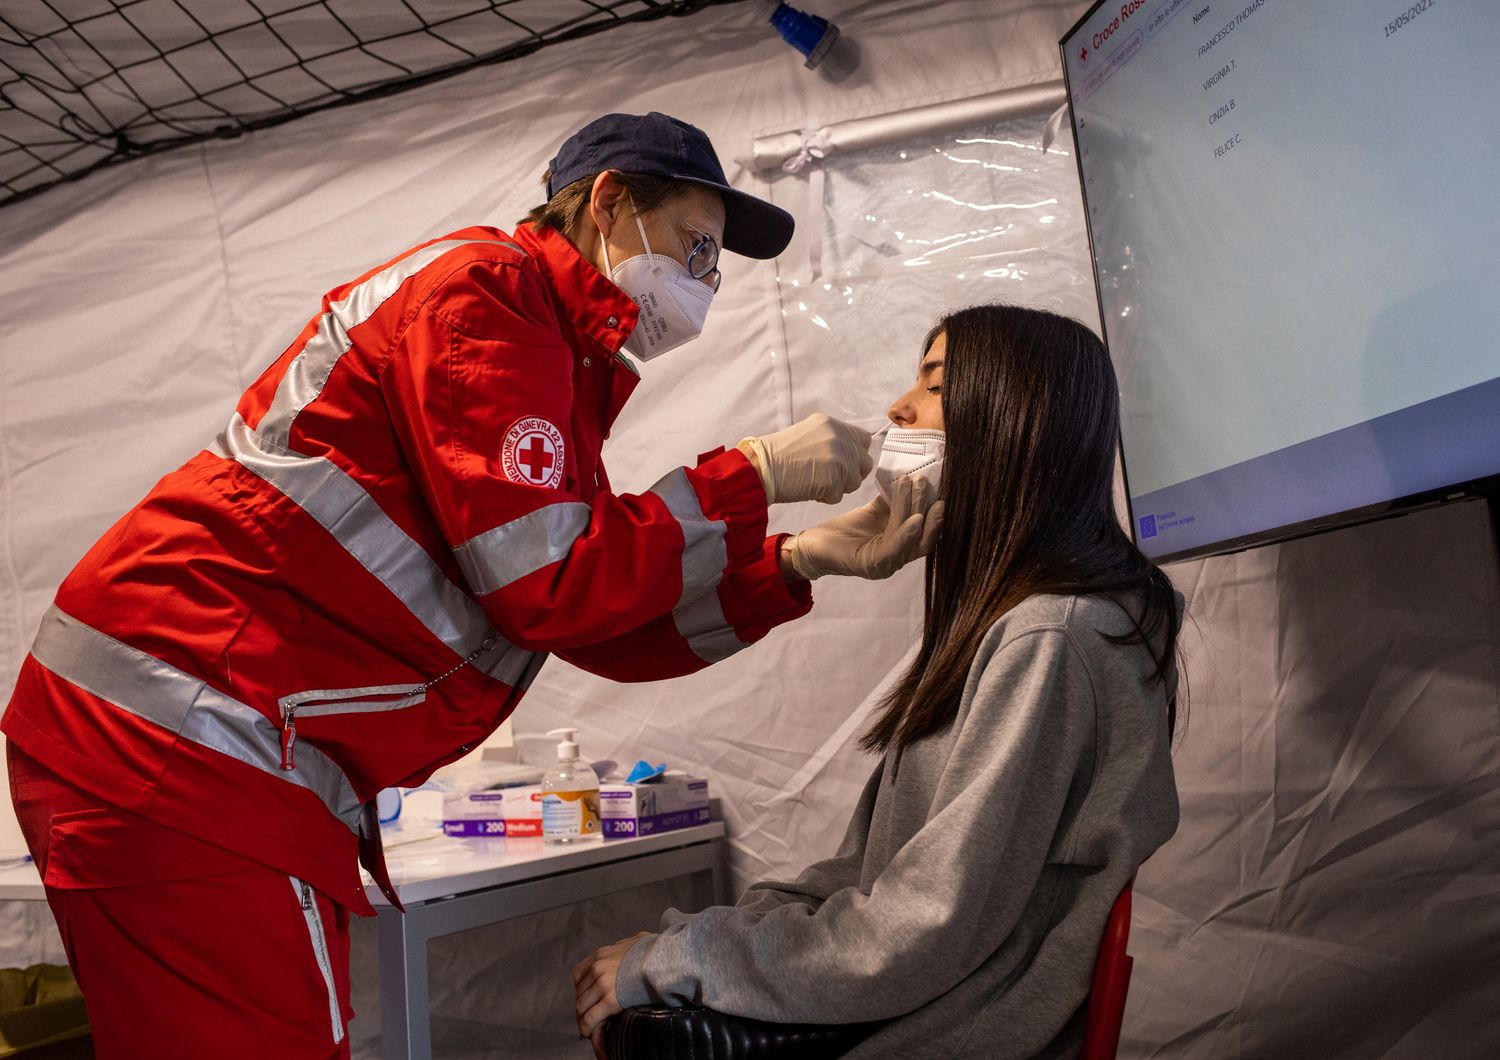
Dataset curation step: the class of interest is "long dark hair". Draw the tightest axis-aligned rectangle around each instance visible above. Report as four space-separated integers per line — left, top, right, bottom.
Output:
861 304 1184 754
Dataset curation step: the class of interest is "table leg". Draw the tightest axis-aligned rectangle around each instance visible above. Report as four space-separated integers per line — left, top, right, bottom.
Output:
713 841 729 905
377 903 431 1060
691 840 729 910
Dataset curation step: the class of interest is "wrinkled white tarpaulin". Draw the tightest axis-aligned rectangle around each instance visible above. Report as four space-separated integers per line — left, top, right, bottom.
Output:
0 2 1495 1057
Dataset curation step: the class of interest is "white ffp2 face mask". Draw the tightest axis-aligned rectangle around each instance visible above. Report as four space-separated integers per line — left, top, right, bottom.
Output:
874 427 946 500
601 211 714 361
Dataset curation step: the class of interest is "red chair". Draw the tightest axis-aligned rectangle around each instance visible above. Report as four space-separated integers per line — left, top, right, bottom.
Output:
1081 880 1137 1060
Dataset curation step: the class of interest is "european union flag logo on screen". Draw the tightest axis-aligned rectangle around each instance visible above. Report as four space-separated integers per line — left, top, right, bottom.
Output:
1139 514 1157 539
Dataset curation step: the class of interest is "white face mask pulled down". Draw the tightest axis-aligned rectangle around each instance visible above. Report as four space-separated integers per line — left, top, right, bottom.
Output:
873 427 946 509
601 208 714 361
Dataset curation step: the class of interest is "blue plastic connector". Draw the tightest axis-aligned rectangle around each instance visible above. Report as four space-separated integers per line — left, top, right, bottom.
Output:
766 2 841 70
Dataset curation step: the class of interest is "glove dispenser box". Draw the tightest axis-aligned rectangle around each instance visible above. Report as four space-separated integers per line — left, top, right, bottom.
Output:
600 775 710 838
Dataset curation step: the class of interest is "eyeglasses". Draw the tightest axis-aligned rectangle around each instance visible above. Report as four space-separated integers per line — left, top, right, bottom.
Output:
684 229 722 292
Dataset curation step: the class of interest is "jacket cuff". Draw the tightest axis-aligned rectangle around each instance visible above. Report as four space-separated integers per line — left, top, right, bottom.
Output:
719 535 813 644
686 446 769 569
614 933 660 1010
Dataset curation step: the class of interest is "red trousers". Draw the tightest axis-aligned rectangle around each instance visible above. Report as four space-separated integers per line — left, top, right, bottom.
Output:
7 743 354 1059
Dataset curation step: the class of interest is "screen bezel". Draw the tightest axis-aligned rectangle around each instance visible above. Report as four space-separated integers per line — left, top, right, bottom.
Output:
1058 1 1500 565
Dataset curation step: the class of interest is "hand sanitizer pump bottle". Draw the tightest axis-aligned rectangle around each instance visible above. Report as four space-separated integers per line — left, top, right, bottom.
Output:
541 726 601 845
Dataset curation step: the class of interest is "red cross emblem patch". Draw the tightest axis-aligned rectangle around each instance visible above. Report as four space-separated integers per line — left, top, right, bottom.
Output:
501 417 565 489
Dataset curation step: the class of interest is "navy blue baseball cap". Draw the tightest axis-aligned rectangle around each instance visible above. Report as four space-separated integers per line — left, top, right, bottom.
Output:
547 112 794 260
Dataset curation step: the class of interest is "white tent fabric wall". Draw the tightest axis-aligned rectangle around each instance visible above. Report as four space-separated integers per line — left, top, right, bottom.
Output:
1141 501 1499 1059
0 1 1497 1058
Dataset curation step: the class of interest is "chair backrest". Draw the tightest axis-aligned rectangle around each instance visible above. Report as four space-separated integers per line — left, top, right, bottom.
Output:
1079 880 1136 1060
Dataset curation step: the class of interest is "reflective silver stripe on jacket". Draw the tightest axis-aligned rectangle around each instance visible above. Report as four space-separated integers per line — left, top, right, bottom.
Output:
648 467 728 608
30 606 364 832
257 238 521 449
671 587 747 664
454 502 592 597
216 414 540 691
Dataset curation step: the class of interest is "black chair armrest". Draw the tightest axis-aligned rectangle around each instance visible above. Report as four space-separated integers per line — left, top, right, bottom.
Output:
605 1004 883 1060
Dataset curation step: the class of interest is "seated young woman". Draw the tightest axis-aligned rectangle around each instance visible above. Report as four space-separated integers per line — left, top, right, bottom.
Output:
571 304 1183 1059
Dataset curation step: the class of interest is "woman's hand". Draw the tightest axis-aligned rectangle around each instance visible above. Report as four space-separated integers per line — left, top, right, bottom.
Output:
573 931 653 1056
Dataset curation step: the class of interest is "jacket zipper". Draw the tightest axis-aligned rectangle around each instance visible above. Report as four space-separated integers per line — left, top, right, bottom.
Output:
278 634 499 771
294 877 345 1045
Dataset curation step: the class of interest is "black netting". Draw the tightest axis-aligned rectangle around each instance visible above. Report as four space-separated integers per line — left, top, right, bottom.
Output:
0 0 736 209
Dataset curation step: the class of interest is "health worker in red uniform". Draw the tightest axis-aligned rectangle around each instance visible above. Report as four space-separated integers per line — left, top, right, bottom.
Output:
2 112 941 1058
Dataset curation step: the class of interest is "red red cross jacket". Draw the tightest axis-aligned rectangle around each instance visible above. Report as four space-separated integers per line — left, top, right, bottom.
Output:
2 223 813 915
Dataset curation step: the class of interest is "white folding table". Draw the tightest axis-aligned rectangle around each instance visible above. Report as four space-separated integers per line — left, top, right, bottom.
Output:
368 822 727 1060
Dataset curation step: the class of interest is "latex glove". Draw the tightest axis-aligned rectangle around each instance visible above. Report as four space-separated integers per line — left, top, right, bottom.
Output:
738 414 873 505
783 475 945 580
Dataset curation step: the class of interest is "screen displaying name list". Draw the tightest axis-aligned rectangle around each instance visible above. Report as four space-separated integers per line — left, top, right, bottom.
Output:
1064 1 1500 558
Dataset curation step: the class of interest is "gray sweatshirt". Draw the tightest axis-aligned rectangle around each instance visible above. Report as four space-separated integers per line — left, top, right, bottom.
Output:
616 592 1180 1059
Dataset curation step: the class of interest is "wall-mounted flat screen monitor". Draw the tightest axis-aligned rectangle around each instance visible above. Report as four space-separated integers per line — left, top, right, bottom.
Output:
1061 1 1500 561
